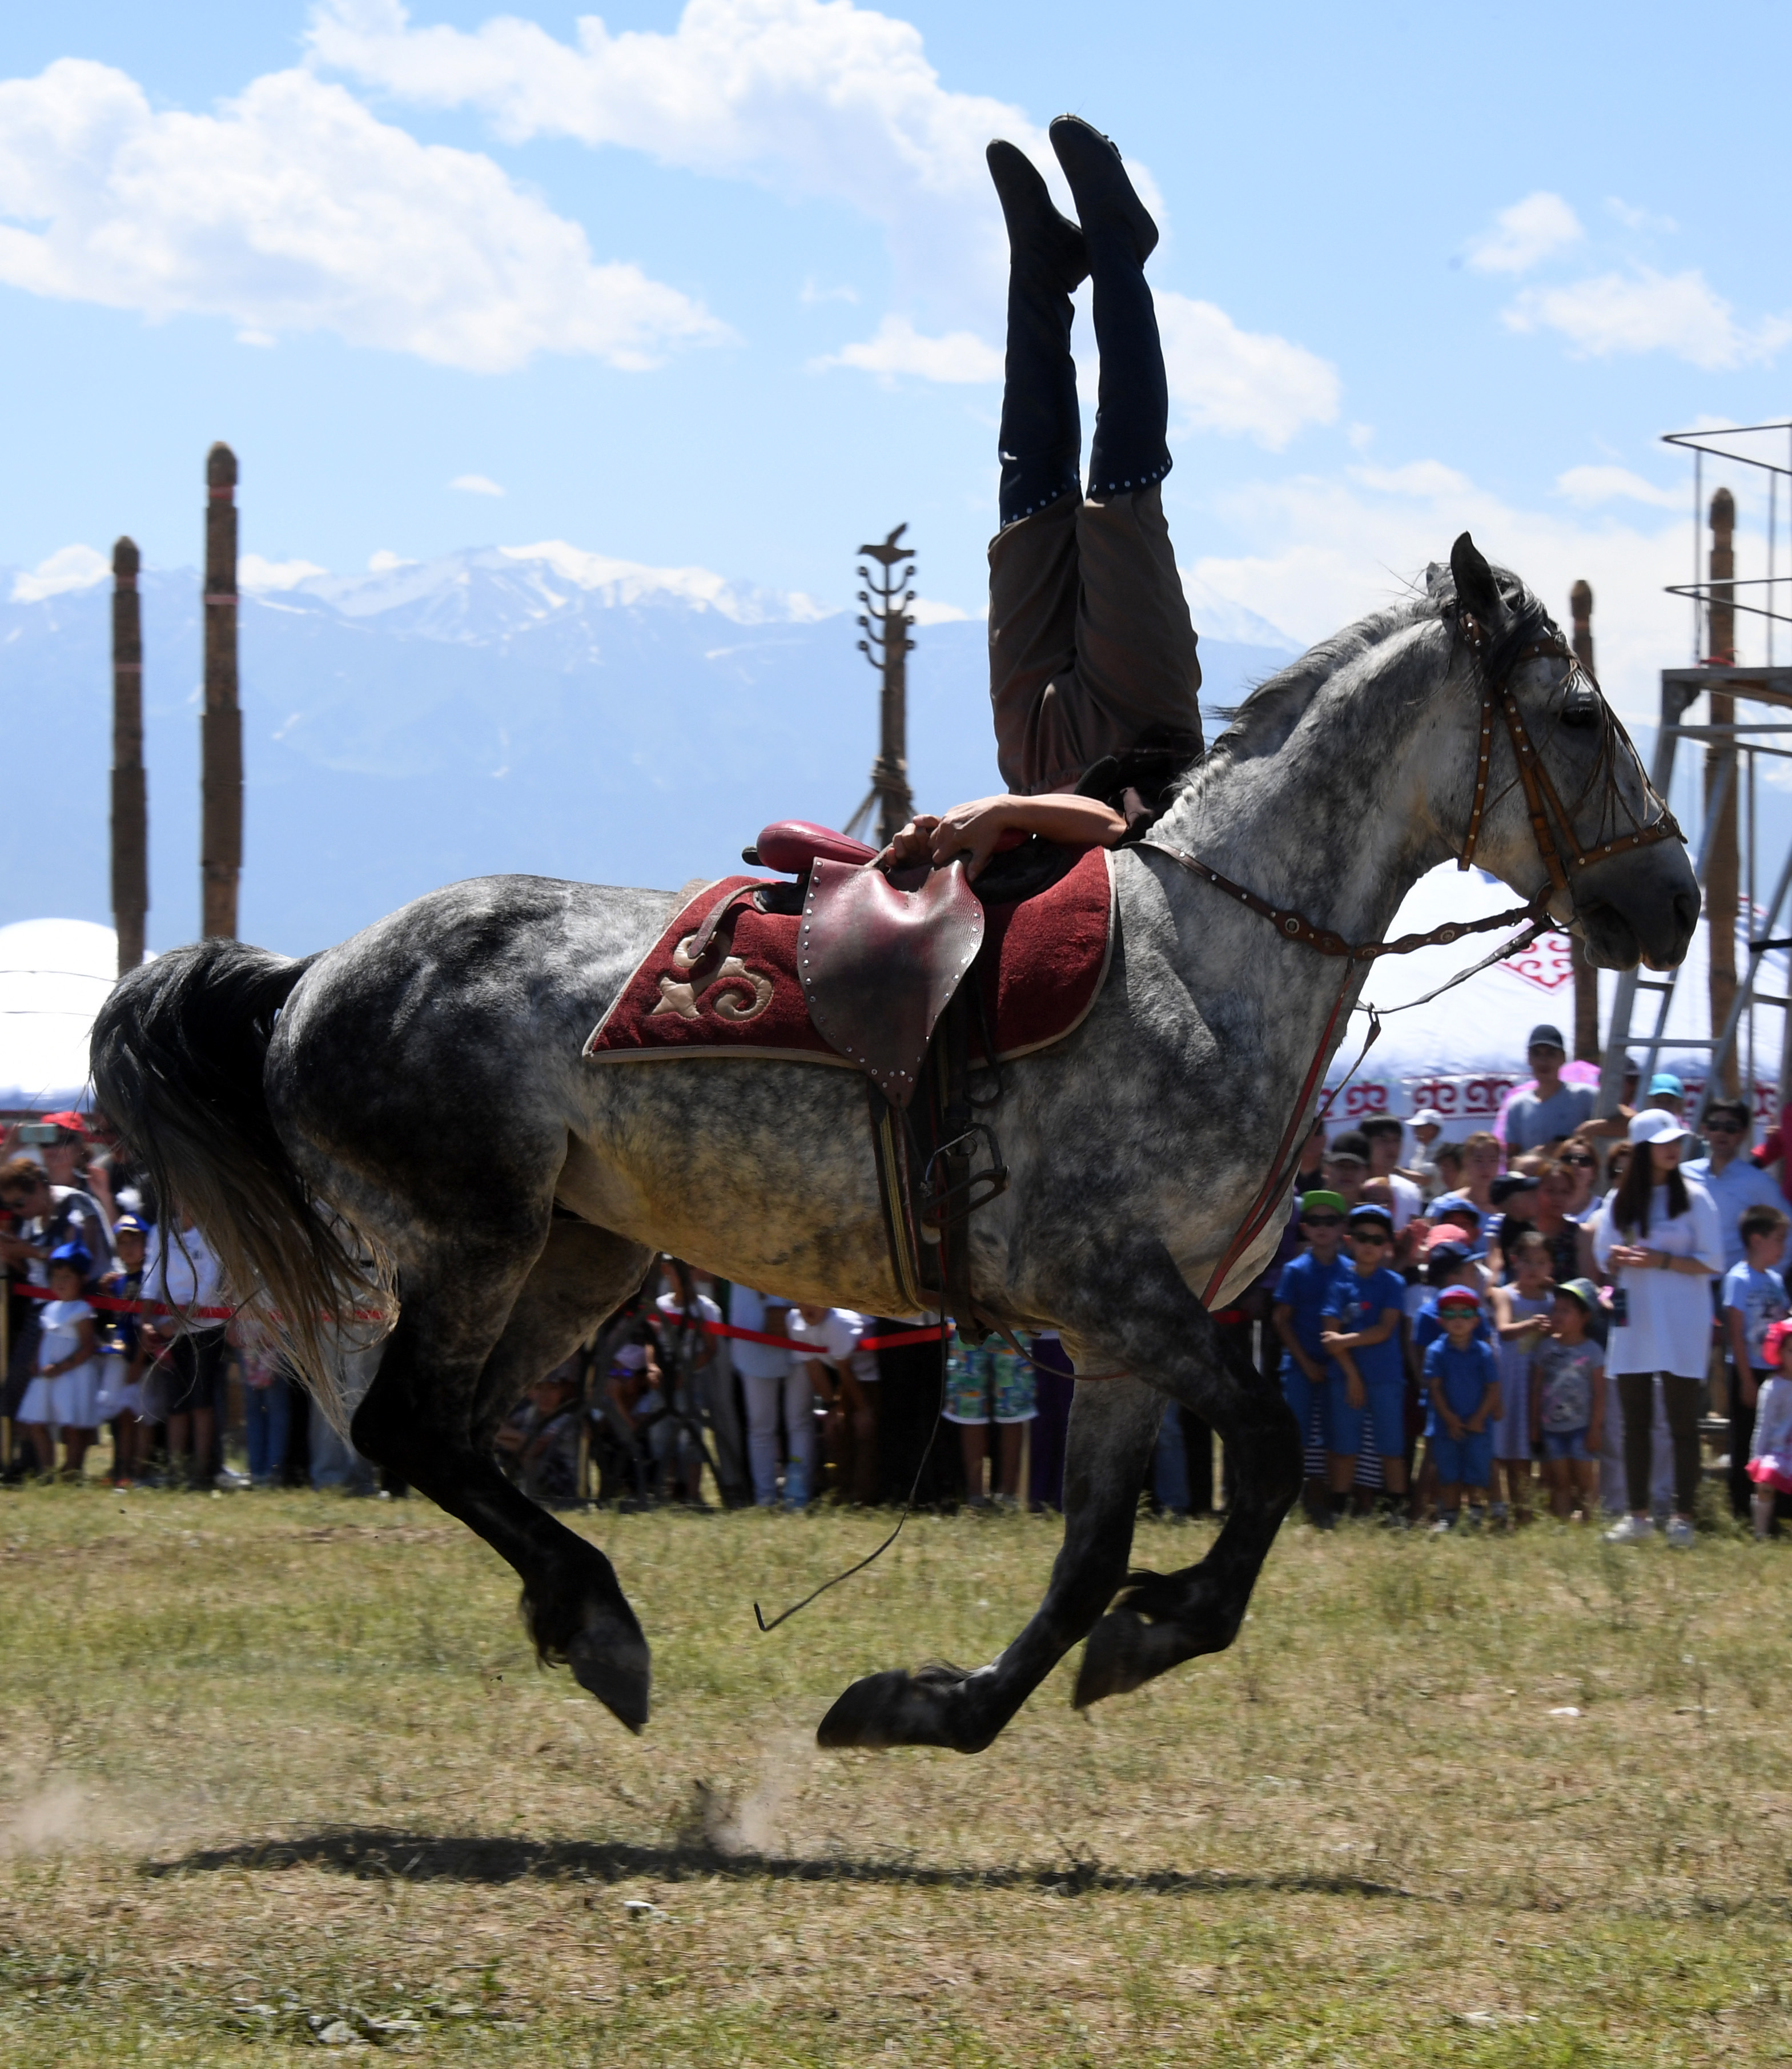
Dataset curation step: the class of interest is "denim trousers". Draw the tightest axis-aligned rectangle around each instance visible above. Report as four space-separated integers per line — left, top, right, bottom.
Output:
243 1378 290 1484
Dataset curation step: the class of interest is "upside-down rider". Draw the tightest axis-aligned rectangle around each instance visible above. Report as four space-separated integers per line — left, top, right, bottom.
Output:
881 115 1202 878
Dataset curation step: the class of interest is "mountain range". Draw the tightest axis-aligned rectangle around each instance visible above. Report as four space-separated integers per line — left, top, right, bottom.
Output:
0 541 1297 958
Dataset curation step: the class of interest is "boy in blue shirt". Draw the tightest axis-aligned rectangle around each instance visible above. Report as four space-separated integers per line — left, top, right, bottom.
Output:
1423 1285 1501 1532
1272 1191 1350 1516
1721 1202 1790 1521
1320 1203 1411 1522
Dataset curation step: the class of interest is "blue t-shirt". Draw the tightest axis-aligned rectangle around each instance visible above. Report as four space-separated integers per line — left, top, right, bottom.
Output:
1324 1264 1408 1390
1273 1250 1348 1371
1721 1260 1789 1372
1423 1337 1500 1427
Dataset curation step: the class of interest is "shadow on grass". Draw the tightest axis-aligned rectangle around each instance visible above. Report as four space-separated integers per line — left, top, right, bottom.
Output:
145 1827 1421 1902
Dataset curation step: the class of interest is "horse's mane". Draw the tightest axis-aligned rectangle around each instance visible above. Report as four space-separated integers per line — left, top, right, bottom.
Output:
1178 562 1557 794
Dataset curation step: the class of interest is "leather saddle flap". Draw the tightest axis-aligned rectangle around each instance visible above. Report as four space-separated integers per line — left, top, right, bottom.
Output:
798 858 985 1108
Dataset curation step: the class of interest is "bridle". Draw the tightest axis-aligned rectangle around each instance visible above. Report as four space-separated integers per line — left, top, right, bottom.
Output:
1141 603 1683 1303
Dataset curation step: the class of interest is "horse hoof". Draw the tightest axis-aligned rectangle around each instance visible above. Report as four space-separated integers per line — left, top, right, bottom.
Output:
1073 1608 1154 1708
816 1666 995 1753
565 1620 652 1735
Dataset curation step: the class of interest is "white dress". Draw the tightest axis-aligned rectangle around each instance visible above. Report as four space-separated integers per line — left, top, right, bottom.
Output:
1591 1180 1723 1377
21 1300 100 1428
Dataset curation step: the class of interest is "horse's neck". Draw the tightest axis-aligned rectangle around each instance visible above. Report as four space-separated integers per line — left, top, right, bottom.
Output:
1156 633 1451 946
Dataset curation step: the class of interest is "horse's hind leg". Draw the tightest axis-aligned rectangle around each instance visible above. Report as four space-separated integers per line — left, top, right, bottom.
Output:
351 1221 657 1732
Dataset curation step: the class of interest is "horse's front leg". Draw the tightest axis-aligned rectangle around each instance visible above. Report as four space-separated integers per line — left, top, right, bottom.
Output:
817 1234 1303 1752
817 1375 1163 1753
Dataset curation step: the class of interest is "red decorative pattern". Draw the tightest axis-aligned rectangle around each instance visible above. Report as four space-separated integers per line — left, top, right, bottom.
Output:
584 846 1115 1071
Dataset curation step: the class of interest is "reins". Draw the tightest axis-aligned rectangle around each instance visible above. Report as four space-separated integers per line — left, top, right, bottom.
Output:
1149 604 1681 1305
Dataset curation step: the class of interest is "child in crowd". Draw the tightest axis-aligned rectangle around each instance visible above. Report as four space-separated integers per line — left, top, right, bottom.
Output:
1722 1204 1790 1521
942 1324 1033 1508
1272 1191 1350 1518
1319 1203 1409 1522
496 1363 585 1505
789 1305 885 1506
1746 1319 1792 1540
1530 1278 1605 1520
1489 1230 1554 1525
94 1211 149 1487
21 1243 99 1479
1423 1285 1500 1531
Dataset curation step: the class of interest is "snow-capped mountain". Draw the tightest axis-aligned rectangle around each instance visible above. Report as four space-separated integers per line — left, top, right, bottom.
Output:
1 542 1297 957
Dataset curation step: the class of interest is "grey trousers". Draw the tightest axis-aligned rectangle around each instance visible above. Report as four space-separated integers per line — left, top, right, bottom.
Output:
987 483 1202 796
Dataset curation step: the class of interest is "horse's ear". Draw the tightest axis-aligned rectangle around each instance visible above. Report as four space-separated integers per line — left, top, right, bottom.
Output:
1450 532 1500 625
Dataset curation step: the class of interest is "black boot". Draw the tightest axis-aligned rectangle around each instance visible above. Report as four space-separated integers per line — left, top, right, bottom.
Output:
988 139 1086 526
1048 115 1170 501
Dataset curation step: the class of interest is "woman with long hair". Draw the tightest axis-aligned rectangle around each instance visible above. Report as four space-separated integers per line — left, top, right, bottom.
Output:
1592 1112 1721 1545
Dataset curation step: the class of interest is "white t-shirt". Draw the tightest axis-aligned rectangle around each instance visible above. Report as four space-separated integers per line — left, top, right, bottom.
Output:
1591 1180 1723 1379
726 1285 791 1380
144 1225 222 1317
1379 1171 1423 1235
785 1308 879 1385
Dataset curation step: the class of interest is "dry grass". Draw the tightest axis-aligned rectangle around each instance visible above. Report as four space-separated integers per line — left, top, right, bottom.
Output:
1 1485 1790 2063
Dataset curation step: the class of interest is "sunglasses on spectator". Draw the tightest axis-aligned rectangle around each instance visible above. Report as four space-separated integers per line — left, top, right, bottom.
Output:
1560 1154 1594 1167
1303 1215 1342 1228
1352 1230 1392 1244
1705 1119 1744 1134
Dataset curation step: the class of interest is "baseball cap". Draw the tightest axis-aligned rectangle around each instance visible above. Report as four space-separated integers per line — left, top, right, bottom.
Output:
1421 1227 1470 1261
38 1110 87 1134
1299 1190 1348 1219
112 1212 148 1236
1436 1284 1481 1311
1647 1071 1684 1099
1527 1025 1566 1052
1629 1108 1690 1147
1489 1172 1539 1207
1348 1203 1395 1234
49 1242 91 1274
1556 1277 1601 1315
1411 1107 1443 1129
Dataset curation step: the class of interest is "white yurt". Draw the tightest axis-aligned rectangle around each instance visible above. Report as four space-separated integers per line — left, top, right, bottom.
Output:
1322 864 1782 1140
0 918 122 1112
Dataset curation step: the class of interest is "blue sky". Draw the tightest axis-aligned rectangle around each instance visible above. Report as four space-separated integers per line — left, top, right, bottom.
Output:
3 0 1790 720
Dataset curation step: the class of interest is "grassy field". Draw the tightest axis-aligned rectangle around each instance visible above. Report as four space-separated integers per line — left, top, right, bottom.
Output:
1 1486 1790 2065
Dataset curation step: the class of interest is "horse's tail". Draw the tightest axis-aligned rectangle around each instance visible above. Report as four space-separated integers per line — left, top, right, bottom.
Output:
90 940 391 1427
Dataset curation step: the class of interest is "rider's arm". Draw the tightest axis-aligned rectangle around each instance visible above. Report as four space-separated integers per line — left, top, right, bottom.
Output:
881 794 1128 881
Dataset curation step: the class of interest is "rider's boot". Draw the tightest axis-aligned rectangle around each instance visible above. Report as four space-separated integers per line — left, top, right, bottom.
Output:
987 139 1087 527
1048 115 1171 502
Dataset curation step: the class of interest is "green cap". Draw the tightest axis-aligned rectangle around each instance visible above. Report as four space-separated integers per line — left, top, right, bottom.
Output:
1299 1190 1348 1218
1557 1277 1601 1314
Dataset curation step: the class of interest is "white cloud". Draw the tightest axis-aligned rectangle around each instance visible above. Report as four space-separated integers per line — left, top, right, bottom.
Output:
9 544 107 602
368 549 416 571
1504 268 1792 370
0 57 727 372
1186 458 1691 725
1555 465 1679 510
1466 191 1583 275
239 553 328 589
907 596 974 625
813 313 1001 384
310 0 1027 320
450 473 505 496
1607 197 1676 234
1155 293 1339 449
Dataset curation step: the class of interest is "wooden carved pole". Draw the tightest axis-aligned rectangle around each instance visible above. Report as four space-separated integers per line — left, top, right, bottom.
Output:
110 538 147 974
1568 579 1600 1063
1707 488 1739 1095
847 525 918 849
201 443 242 940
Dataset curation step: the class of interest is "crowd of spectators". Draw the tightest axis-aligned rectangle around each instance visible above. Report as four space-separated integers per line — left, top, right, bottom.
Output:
5 1017 1791 1533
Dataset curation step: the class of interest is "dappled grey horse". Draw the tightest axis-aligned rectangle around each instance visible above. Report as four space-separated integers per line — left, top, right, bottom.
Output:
93 538 1697 1752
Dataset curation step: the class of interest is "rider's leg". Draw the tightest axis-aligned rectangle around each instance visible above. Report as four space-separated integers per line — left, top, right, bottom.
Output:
984 141 1089 796
1048 115 1202 769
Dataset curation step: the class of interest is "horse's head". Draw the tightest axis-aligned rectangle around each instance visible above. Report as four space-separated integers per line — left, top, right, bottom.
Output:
1431 533 1699 973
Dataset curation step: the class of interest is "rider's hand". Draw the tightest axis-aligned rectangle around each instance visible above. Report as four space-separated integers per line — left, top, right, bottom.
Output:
877 814 942 871
912 798 1018 881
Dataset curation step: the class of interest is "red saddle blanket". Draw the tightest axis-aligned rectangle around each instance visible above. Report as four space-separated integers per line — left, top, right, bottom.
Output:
584 844 1115 1073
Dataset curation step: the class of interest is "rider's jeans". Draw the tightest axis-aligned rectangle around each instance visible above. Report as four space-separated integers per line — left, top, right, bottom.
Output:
744 1368 818 1506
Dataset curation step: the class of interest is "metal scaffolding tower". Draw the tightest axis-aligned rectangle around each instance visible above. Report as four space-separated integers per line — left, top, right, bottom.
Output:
1599 421 1792 1126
